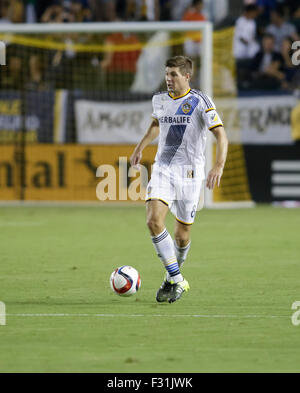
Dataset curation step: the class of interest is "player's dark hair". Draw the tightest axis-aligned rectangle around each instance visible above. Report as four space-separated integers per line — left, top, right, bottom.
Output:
165 56 193 76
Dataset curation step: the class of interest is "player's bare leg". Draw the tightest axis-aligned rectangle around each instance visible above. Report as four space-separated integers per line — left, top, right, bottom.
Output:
174 220 192 268
146 199 169 236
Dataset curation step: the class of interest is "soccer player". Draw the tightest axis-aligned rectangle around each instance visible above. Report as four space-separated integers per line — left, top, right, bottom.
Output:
130 56 228 303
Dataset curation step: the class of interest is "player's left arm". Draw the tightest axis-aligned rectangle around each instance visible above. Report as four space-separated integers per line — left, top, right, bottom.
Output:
206 126 228 190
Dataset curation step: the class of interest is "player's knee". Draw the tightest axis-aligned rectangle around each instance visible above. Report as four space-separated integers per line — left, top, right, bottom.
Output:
175 238 190 248
146 216 164 236
174 231 190 248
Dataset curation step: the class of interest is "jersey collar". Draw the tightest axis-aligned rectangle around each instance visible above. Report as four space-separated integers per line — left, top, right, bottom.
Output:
168 88 191 100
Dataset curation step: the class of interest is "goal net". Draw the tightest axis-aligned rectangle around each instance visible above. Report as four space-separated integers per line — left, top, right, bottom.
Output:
0 22 253 207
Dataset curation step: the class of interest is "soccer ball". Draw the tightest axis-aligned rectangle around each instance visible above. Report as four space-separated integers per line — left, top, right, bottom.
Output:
110 266 141 296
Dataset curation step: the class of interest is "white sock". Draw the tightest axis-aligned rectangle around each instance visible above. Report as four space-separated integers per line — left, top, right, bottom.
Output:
174 240 191 268
165 240 191 282
151 229 183 284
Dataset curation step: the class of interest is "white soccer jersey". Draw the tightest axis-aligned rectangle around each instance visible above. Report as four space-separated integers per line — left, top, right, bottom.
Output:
151 88 223 176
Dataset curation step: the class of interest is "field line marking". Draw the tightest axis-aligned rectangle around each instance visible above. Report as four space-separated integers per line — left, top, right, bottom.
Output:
5 313 289 319
0 222 44 227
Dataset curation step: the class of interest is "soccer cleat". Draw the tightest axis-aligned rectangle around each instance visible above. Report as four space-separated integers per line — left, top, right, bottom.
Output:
156 274 175 302
168 279 190 303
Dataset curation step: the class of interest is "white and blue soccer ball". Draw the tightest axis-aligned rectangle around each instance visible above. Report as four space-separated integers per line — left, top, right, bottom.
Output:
110 266 141 296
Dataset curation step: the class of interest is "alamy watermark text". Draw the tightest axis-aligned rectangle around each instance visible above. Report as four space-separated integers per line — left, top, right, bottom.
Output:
292 41 300 66
0 302 6 325
291 301 300 326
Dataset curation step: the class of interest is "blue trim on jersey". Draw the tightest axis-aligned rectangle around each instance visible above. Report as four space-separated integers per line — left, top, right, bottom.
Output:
191 89 213 109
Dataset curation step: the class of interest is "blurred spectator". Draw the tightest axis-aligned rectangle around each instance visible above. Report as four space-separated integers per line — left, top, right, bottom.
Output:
159 0 171 21
41 1 64 23
0 45 23 89
171 0 193 21
100 33 141 73
126 0 160 21
88 0 126 22
254 0 277 36
41 2 80 89
233 4 260 61
250 33 286 90
25 0 37 23
182 0 206 58
0 0 24 23
71 0 92 22
182 0 205 23
93 0 116 21
99 12 141 89
0 0 11 23
256 0 277 24
3 56 23 88
265 6 299 51
282 0 300 18
35 0 54 21
291 5 300 35
234 3 259 89
60 1 76 23
171 0 192 21
210 0 228 26
87 0 103 21
115 0 128 20
40 0 93 23
11 0 24 23
26 54 50 90
281 36 294 69
49 41 76 89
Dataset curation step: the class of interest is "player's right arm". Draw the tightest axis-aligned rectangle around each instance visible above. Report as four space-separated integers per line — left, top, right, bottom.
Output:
130 118 159 167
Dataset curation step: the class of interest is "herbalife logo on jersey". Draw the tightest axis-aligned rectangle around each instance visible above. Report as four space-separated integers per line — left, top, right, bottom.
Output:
159 116 191 124
0 42 6 65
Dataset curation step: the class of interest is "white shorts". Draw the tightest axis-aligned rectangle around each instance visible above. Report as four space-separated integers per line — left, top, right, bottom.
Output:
145 165 204 225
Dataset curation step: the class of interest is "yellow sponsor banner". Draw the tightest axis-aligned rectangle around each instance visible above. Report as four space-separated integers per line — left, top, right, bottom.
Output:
212 144 252 203
0 146 19 200
0 145 157 201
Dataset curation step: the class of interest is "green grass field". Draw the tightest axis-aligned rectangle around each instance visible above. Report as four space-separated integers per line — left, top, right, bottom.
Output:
0 205 299 373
